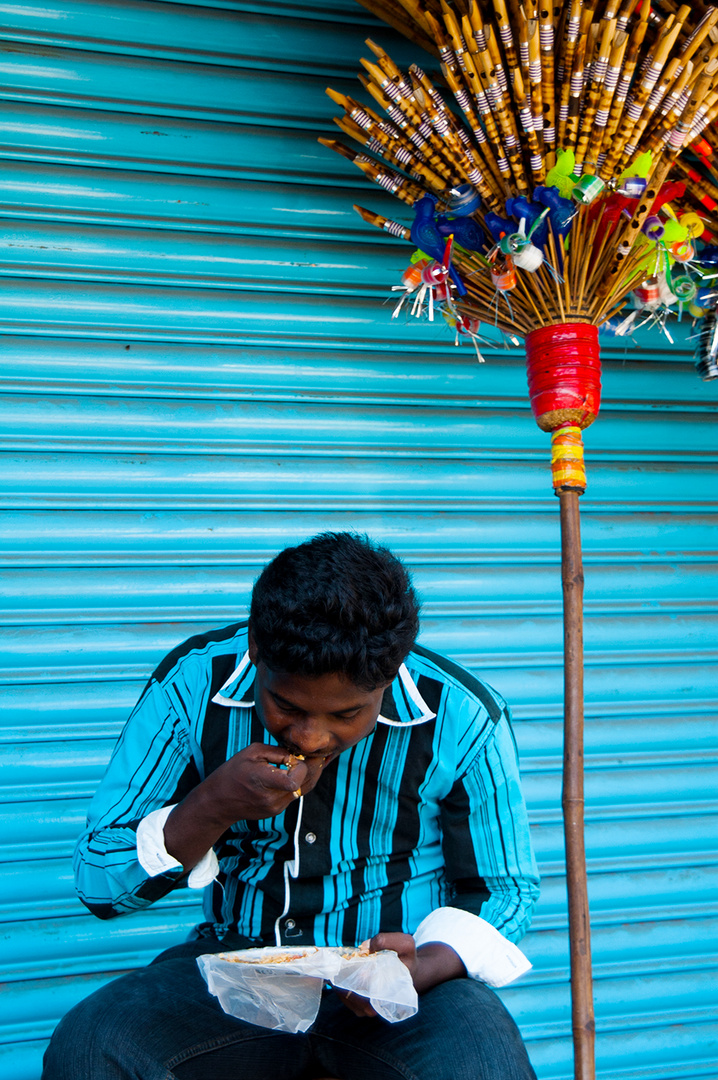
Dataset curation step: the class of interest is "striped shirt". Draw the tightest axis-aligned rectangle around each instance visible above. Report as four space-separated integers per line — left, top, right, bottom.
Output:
75 622 539 948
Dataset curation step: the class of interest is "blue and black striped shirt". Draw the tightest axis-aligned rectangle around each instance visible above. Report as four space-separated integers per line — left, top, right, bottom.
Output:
75 622 539 946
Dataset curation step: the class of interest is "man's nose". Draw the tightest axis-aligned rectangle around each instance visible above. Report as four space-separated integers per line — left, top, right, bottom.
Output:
287 717 332 756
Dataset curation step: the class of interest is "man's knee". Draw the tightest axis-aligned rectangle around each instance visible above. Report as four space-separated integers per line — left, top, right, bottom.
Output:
311 978 536 1080
42 978 134 1079
420 980 536 1080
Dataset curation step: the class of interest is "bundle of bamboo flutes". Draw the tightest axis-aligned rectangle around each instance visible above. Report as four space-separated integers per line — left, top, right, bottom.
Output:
320 11 718 1080
322 0 718 338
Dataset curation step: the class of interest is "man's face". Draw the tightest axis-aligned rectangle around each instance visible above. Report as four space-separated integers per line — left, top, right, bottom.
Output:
249 640 386 765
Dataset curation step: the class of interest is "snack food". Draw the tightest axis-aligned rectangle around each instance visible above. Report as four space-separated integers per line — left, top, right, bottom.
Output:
224 948 318 966
200 941 417 1030
221 943 371 966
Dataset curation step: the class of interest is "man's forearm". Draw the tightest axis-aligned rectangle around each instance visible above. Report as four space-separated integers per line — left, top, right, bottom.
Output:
163 782 233 871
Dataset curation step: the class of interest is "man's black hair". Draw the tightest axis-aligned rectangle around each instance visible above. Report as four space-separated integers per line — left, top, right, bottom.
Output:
249 532 420 689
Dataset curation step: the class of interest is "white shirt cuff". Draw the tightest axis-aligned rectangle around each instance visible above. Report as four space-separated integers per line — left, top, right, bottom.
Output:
136 804 219 889
413 906 532 988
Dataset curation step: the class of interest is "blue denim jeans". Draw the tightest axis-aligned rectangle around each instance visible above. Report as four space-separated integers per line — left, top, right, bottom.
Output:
42 938 537 1080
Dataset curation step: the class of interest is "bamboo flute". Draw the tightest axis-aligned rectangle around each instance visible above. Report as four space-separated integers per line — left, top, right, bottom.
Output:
597 3 650 173
353 204 412 240
558 0 584 148
328 86 448 189
357 76 457 180
335 106 409 162
587 29 629 167
439 64 506 201
440 0 470 75
615 0 641 36
602 9 688 177
353 0 438 53
333 116 447 191
640 60 696 157
526 5 545 150
654 61 718 170
485 8 512 97
354 156 428 205
565 5 595 152
513 0 533 96
574 0 620 172
444 0 511 181
365 37 415 95
409 67 494 186
512 66 546 183
491 0 523 107
474 41 530 192
325 88 403 147
538 0 557 163
685 85 718 150
463 10 520 156
444 49 514 182
359 57 423 126
458 13 509 142
622 53 685 160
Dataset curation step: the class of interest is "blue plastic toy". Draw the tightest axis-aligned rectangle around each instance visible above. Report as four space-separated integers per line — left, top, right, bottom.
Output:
533 186 575 242
410 196 467 295
484 210 516 244
506 196 549 248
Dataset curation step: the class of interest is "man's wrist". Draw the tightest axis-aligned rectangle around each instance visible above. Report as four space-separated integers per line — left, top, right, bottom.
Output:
414 907 532 987
413 942 466 993
136 803 219 888
164 781 235 868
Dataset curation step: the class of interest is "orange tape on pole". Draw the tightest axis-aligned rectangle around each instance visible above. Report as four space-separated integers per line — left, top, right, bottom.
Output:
551 425 586 494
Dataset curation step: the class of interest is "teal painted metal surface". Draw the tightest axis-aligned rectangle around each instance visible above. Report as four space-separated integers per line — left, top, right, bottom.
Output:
0 3 716 1080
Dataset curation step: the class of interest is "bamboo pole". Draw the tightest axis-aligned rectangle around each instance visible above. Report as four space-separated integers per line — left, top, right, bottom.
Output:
559 488 595 1080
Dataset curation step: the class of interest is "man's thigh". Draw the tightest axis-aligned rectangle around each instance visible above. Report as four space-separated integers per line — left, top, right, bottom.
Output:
309 979 537 1080
43 943 535 1080
42 940 312 1080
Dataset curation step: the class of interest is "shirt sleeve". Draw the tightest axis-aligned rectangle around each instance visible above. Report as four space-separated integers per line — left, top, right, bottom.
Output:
438 706 540 945
73 676 204 919
136 804 219 889
413 907 532 986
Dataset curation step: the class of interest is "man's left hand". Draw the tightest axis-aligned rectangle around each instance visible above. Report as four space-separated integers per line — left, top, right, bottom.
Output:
336 932 466 1018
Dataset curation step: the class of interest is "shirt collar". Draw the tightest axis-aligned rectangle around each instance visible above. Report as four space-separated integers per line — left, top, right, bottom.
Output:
211 650 256 707
211 653 436 726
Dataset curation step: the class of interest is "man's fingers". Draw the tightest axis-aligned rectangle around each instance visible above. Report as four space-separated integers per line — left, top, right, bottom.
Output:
249 744 296 766
261 760 308 792
368 932 416 960
300 756 326 789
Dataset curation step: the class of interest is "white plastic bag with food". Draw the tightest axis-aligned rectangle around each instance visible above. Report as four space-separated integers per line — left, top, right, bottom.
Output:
197 945 418 1033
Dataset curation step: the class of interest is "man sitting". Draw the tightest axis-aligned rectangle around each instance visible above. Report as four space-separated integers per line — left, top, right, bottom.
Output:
43 531 540 1080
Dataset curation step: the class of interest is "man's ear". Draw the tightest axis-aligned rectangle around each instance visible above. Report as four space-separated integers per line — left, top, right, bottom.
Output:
247 623 259 665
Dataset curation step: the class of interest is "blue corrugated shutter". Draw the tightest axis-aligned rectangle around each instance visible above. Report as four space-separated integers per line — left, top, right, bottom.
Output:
0 4 716 1079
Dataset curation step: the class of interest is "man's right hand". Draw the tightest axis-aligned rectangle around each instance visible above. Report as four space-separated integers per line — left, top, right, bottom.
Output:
202 743 320 821
162 743 325 872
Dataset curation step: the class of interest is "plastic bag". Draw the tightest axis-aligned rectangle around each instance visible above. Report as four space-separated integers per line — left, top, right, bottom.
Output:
197 945 418 1033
